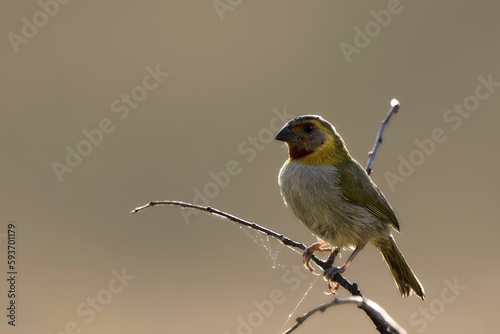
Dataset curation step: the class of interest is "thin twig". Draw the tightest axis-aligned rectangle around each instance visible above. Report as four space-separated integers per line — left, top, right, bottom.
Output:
284 296 407 334
132 201 306 250
132 200 359 292
366 99 400 175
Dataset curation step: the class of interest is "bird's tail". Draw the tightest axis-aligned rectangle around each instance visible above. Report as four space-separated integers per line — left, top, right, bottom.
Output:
374 235 425 300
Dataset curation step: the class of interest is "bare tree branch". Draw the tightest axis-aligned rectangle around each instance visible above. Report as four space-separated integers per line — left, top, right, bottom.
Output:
131 99 403 333
366 99 400 175
131 200 399 332
131 200 361 296
283 296 407 334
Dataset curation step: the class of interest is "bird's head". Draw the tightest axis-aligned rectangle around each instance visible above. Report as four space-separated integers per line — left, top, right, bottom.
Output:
275 115 350 165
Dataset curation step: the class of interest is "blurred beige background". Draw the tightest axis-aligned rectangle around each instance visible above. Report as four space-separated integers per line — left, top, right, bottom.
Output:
1 1 499 333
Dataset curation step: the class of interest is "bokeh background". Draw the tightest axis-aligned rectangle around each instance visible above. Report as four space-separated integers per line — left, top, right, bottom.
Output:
1 1 499 333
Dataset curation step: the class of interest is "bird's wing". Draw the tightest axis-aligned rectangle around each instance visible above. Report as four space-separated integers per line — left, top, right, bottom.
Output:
338 160 400 232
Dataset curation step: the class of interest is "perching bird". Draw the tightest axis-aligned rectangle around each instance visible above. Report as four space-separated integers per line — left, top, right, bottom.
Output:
275 115 425 299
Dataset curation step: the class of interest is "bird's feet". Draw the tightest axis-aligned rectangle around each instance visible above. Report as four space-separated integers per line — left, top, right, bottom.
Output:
302 240 332 274
323 265 347 294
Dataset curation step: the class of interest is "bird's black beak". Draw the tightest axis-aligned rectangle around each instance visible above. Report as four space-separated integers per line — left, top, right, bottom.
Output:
275 125 298 143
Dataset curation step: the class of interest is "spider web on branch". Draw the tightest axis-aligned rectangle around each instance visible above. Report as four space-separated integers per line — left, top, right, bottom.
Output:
239 225 286 269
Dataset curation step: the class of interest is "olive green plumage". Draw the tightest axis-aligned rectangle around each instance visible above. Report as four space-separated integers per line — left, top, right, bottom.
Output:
275 115 425 299
338 157 400 232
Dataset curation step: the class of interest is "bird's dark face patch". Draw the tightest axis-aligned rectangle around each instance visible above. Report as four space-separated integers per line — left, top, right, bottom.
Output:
285 117 331 159
275 115 350 165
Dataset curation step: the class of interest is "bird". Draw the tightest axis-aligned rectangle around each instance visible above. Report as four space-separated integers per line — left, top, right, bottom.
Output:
275 115 425 299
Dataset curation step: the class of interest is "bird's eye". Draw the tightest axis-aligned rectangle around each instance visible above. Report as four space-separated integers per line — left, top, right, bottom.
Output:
303 124 314 133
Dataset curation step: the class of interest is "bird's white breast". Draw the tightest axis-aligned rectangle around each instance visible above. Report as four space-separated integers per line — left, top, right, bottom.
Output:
278 160 385 247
